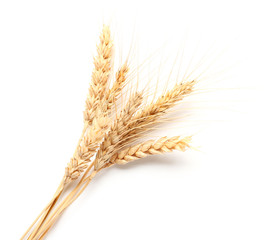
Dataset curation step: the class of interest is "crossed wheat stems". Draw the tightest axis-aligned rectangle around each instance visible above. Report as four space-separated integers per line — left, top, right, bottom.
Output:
21 25 196 239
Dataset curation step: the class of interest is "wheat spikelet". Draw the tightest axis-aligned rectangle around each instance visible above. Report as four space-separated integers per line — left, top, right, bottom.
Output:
113 136 191 165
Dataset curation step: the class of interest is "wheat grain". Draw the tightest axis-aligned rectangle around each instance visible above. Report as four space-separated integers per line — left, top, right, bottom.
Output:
131 80 195 126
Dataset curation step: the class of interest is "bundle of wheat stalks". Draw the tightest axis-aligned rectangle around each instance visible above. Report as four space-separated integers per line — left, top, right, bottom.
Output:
21 25 196 240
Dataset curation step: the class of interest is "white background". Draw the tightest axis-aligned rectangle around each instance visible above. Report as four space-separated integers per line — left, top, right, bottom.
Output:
0 0 278 239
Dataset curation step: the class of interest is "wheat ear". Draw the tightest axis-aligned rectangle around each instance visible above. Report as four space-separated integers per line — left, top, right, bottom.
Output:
65 25 113 182
131 80 195 126
113 136 191 165
84 25 113 124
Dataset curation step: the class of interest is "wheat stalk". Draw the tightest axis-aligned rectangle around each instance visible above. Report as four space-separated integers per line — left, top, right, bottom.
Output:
21 25 200 240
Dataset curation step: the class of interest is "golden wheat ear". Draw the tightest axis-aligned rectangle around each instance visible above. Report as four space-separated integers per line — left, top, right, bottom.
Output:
84 25 113 124
65 25 115 182
112 136 191 165
126 80 195 134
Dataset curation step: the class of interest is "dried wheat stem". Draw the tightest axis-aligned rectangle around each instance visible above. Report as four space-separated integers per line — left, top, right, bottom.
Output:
24 178 65 240
34 137 190 239
34 157 102 239
34 171 98 239
20 186 64 240
26 124 89 238
40 136 191 238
